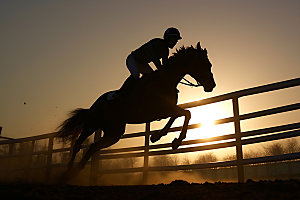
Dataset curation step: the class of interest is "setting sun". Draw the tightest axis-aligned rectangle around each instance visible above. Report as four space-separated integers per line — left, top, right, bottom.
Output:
186 103 233 140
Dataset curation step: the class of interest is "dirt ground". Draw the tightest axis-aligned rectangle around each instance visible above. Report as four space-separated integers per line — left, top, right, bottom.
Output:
1 179 299 200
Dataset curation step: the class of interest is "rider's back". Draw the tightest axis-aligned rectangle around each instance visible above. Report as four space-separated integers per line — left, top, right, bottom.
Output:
131 38 169 64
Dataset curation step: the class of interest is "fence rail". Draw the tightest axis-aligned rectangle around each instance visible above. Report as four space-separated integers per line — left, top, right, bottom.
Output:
0 77 299 184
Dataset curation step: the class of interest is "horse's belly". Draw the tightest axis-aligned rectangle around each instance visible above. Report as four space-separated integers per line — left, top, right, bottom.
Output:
124 102 176 124
99 90 178 124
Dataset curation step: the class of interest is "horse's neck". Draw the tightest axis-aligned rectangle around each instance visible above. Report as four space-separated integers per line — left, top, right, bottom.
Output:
160 62 186 87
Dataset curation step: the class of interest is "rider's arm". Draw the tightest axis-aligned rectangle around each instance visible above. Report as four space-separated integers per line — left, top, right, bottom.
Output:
152 39 169 70
154 54 168 70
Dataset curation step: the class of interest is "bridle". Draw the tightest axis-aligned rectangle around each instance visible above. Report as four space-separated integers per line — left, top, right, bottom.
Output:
179 77 202 87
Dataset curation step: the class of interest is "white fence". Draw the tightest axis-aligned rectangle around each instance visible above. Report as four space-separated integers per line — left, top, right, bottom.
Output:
0 77 299 184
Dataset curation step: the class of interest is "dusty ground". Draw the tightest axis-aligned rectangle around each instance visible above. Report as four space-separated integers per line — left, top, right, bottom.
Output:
1 179 299 200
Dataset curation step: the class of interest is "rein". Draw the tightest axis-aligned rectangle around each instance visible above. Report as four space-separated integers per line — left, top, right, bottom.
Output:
179 77 202 87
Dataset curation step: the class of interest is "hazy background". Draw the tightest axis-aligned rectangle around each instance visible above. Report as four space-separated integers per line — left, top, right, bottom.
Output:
0 0 299 139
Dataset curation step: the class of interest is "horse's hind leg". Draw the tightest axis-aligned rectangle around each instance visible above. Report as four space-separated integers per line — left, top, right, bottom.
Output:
77 123 126 170
68 127 95 170
59 127 96 183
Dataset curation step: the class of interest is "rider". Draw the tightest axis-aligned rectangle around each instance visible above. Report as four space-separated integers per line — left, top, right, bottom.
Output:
127 27 182 79
116 27 182 99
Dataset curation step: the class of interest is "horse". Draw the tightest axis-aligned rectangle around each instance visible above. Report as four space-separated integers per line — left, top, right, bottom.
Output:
56 42 216 178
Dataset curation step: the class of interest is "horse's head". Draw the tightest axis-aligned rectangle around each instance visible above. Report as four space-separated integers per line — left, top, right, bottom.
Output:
186 42 216 92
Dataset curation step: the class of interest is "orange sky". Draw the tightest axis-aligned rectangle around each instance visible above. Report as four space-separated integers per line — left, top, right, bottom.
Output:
0 1 299 139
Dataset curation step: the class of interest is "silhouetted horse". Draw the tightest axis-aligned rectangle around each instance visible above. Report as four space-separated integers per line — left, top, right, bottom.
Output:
56 42 216 178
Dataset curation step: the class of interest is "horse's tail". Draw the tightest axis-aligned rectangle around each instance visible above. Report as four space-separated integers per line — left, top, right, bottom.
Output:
56 108 90 143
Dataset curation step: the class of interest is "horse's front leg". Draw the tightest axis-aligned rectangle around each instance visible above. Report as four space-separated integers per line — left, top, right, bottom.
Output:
150 116 177 143
171 108 191 150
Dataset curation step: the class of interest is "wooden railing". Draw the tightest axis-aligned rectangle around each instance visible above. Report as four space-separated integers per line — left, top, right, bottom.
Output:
0 77 299 184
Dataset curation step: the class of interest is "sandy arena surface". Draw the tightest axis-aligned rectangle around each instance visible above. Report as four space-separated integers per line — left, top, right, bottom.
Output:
1 180 300 200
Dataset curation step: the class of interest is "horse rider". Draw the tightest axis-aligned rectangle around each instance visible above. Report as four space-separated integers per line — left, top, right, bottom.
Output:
127 27 182 79
116 27 182 99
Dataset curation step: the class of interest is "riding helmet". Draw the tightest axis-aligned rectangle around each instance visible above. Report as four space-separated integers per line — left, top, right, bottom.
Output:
164 27 182 40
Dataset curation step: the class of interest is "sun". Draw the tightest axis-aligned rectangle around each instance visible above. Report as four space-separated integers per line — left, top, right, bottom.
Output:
186 104 231 140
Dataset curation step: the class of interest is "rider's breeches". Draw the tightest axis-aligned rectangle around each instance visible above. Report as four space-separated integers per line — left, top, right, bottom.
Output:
126 54 153 79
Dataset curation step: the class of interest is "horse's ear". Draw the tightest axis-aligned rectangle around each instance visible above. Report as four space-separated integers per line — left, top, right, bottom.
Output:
204 48 207 54
196 42 201 50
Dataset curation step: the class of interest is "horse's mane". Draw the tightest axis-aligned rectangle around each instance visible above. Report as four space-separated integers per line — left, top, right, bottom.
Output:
166 45 199 68
144 45 202 78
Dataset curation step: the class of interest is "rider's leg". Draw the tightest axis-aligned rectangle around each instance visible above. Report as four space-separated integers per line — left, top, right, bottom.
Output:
139 63 154 75
127 53 153 78
126 54 140 79
113 54 140 99
120 75 135 89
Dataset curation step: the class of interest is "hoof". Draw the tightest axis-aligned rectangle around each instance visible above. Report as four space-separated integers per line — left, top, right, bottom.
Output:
172 138 181 150
150 134 161 143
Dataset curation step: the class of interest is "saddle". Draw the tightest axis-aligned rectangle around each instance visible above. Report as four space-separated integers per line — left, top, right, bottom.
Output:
106 73 178 101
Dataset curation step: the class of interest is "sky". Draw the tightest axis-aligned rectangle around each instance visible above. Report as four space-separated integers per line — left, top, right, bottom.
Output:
0 0 299 140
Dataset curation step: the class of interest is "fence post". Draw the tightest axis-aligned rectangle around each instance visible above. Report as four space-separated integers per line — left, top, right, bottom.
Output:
90 129 101 185
25 140 35 182
46 135 54 183
232 97 245 183
143 122 150 184
8 143 14 179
